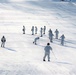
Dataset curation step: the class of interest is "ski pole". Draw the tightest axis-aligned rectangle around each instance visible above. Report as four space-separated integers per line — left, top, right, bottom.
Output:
52 50 57 60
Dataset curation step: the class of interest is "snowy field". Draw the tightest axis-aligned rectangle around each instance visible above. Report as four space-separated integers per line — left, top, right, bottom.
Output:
0 0 76 75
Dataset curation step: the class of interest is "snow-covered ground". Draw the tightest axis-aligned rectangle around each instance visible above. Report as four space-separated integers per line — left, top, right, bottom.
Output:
0 0 76 75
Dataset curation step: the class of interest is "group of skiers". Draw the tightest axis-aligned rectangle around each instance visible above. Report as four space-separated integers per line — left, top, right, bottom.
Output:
31 26 65 62
30 26 46 36
22 26 65 46
0 26 65 62
31 26 65 46
48 28 65 45
31 26 38 35
22 26 46 36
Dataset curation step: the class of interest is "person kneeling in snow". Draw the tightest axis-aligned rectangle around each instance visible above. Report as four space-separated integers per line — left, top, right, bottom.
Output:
1 36 6 48
43 43 52 61
33 37 40 45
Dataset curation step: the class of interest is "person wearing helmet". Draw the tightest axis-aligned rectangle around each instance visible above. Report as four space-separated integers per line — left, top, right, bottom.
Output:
43 43 52 61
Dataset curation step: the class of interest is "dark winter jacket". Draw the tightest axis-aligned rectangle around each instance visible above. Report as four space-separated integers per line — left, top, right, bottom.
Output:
44 45 52 53
1 36 6 42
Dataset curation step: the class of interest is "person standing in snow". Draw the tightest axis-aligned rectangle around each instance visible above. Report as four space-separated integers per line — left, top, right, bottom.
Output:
40 27 43 37
49 29 54 43
33 37 40 45
43 26 46 34
48 29 52 39
35 26 38 34
1 36 6 48
31 26 34 35
55 29 59 39
43 43 52 61
60 34 65 45
22 26 25 34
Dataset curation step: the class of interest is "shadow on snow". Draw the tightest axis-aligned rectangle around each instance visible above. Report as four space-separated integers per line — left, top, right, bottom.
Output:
53 61 72 65
4 47 16 52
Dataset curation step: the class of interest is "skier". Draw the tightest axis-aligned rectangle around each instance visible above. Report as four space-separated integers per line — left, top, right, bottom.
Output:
31 26 34 35
1 36 6 48
40 27 43 37
43 26 46 34
49 33 54 43
35 26 38 34
22 26 25 34
49 29 54 43
60 34 65 45
55 29 59 39
48 29 52 39
33 37 40 45
49 29 52 33
43 43 52 61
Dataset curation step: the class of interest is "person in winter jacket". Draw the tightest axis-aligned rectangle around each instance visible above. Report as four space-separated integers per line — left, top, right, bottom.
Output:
60 34 65 45
48 29 52 39
49 33 54 43
33 37 40 45
1 36 6 48
40 27 43 37
43 26 46 34
22 26 25 34
49 29 54 43
55 29 59 39
31 26 34 35
43 43 52 61
35 26 38 34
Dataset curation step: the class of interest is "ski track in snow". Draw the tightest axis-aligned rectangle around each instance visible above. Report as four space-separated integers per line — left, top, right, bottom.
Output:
0 0 76 75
